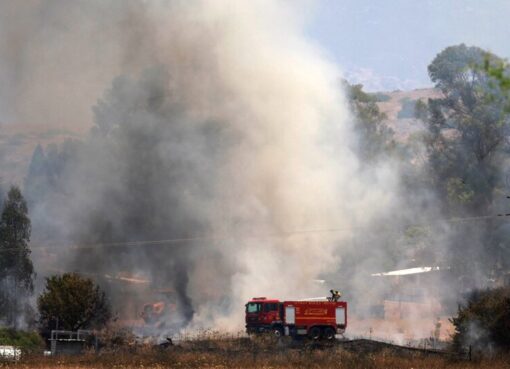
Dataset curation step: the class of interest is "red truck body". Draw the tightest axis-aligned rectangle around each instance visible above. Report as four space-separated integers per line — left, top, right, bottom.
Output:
245 297 347 340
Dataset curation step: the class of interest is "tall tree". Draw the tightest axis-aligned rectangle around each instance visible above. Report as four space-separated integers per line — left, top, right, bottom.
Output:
344 82 396 162
0 186 34 326
24 140 81 205
24 144 49 204
426 44 509 213
0 182 4 211
421 44 510 283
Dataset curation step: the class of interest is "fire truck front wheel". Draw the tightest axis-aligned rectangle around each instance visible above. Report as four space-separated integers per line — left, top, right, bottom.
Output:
308 326 321 340
272 327 283 337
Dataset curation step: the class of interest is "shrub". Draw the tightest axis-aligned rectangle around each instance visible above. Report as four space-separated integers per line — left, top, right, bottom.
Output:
37 273 111 333
0 328 44 352
451 286 510 352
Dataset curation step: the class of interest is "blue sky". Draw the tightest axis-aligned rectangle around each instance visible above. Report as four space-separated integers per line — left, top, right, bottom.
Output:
307 0 510 91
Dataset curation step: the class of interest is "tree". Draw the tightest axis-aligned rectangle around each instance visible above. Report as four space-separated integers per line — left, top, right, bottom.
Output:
37 273 111 332
420 44 510 282
24 140 82 205
0 186 34 327
24 144 49 204
344 82 396 162
425 44 509 212
0 182 4 210
451 286 510 352
482 56 510 112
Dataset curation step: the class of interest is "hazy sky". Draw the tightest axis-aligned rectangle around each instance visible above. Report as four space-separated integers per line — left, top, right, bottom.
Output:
308 0 510 91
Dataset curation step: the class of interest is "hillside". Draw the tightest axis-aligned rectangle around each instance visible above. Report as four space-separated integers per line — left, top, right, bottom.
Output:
0 88 439 188
374 87 441 141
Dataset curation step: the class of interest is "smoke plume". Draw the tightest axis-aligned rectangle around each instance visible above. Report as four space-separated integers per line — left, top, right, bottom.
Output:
2 1 401 332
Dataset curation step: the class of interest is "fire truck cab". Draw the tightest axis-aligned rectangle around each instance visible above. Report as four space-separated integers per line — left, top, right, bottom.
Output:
245 296 347 340
245 297 284 335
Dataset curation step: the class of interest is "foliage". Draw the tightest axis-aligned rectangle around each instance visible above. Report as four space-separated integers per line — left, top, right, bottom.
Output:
0 184 4 210
37 273 111 332
344 82 396 162
399 226 437 265
0 328 44 352
482 56 510 112
423 44 510 213
0 186 34 327
418 44 510 279
0 186 33 288
24 140 81 205
23 140 82 244
451 287 510 352
414 99 428 121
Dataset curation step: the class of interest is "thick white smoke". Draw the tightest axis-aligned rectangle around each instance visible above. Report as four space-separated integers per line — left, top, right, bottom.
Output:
1 0 399 331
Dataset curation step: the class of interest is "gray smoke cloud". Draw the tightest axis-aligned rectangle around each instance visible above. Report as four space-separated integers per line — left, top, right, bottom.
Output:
2 0 407 334
0 0 155 129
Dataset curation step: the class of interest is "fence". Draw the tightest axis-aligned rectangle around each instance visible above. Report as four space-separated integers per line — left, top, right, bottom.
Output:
49 330 97 355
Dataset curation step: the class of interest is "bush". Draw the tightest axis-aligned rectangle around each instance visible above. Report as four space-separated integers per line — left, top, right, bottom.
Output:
37 273 111 333
0 328 44 352
451 286 510 352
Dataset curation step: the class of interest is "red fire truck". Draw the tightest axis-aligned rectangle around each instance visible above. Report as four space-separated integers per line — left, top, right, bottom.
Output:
245 296 347 340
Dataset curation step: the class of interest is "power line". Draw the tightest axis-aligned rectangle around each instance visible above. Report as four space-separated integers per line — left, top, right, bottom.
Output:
0 212 509 254
0 227 354 254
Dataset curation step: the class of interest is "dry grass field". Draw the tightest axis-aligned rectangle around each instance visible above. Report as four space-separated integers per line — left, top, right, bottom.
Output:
3 349 509 369
1 336 508 369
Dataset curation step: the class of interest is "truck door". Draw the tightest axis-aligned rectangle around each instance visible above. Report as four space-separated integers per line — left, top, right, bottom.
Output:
263 303 279 323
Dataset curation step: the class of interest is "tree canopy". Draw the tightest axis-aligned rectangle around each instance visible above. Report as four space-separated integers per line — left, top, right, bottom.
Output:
0 186 34 327
0 186 34 289
37 273 111 332
424 44 510 213
451 286 510 352
420 44 510 282
344 81 396 162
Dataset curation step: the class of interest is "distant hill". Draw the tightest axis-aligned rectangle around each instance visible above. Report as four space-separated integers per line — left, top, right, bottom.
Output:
373 88 442 142
0 88 441 189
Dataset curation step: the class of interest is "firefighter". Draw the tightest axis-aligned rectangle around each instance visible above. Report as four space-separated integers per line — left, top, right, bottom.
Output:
329 289 341 302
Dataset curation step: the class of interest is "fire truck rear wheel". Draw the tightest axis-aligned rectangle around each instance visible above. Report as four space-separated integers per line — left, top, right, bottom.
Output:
308 326 321 340
323 327 336 340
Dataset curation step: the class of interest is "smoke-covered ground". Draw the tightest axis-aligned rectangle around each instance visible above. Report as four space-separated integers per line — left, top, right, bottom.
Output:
0 0 479 339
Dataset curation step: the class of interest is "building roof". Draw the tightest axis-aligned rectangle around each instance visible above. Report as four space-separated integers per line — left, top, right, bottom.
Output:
371 266 441 277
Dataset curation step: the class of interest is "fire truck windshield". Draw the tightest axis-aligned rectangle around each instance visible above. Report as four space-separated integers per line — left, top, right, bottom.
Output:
246 303 261 313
